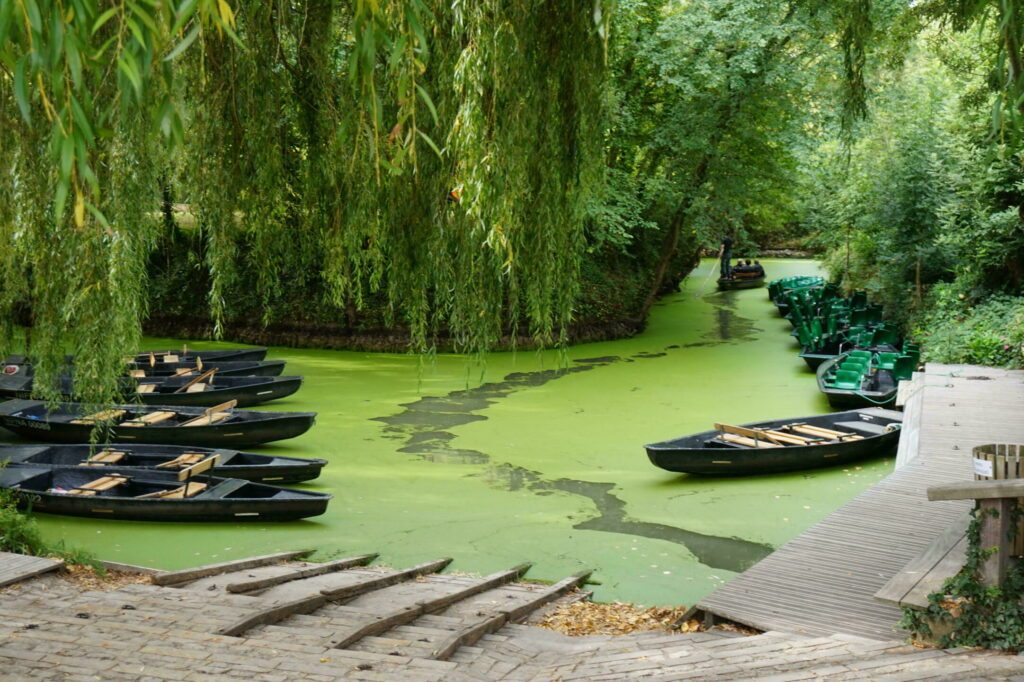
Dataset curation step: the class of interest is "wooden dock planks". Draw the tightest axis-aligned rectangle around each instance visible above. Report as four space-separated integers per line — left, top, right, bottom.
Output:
697 364 1024 640
0 552 63 589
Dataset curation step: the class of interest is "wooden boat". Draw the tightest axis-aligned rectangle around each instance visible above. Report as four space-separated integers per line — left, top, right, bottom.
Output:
0 462 330 521
815 351 916 408
127 359 286 377
0 443 325 483
0 399 316 447
717 274 765 290
131 347 268 364
645 408 903 475
0 363 302 408
132 374 302 407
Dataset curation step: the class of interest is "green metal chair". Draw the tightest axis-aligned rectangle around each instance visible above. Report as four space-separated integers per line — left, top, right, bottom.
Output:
829 369 863 390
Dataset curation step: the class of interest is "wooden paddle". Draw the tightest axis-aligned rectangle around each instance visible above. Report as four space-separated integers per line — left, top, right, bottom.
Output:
714 423 812 447
174 367 217 394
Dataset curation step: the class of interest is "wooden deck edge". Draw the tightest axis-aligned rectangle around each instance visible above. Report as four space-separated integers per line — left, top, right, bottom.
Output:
100 560 161 575
152 550 313 586
0 556 64 589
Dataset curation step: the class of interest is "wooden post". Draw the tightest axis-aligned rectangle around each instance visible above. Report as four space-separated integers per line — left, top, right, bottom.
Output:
978 498 1015 588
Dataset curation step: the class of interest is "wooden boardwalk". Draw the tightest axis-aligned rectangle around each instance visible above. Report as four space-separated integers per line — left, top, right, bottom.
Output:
697 364 1024 640
0 552 62 589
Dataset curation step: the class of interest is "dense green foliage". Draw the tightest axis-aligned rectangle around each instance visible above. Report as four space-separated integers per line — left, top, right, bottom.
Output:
807 10 1024 368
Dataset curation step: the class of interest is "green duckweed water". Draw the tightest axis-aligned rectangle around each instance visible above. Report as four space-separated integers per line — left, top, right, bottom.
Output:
31 259 892 606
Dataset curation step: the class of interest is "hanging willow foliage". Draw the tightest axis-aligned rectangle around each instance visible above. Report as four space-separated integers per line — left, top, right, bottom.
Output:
0 0 611 404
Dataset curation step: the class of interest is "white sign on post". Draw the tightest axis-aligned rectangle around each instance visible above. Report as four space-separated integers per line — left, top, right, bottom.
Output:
973 458 994 478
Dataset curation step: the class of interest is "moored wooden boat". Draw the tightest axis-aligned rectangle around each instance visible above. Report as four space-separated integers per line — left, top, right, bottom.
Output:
131 347 268 364
815 350 916 408
0 443 325 483
128 359 286 377
0 399 315 447
0 362 302 408
645 408 903 475
717 274 766 290
133 374 302 407
0 463 330 521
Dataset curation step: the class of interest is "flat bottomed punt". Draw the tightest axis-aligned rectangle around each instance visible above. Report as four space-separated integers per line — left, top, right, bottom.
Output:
132 347 268 364
717 275 765 290
0 464 330 521
0 400 315 447
127 359 286 377
0 443 325 483
645 408 903 475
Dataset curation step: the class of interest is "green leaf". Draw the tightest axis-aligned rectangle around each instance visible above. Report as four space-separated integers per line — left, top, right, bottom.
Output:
53 180 68 221
59 133 74 181
0 1 14 45
118 54 143 96
171 0 198 35
13 55 31 122
92 7 118 35
415 84 439 126
417 129 443 159
85 201 111 230
164 23 199 62
126 17 145 47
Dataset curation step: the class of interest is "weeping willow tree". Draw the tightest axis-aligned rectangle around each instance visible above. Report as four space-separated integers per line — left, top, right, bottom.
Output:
0 0 610 404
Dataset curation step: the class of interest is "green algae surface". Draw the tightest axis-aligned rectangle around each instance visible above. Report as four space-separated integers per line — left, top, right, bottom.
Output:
29 259 893 606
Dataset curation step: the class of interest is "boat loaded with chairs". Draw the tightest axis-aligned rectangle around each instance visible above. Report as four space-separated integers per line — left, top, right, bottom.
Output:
644 273 919 477
0 346 332 521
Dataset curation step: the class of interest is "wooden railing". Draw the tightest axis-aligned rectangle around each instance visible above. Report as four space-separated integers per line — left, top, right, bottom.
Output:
927 479 1024 588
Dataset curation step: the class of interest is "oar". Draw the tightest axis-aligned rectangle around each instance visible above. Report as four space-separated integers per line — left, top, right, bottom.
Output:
694 247 723 298
173 367 217 394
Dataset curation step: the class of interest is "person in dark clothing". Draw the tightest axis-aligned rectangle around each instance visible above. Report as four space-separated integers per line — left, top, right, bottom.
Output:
753 260 765 277
720 236 733 278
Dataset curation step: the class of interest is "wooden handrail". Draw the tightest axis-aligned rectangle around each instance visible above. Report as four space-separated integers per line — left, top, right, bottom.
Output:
927 479 1024 502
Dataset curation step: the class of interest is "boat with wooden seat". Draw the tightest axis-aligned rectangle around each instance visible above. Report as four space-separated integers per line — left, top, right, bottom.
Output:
132 373 302 407
0 399 316 447
0 443 325 483
0 462 330 521
644 408 903 475
0 362 302 408
130 347 268 365
127 358 286 377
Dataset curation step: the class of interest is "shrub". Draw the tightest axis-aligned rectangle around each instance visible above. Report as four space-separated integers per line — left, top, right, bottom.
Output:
913 285 1024 368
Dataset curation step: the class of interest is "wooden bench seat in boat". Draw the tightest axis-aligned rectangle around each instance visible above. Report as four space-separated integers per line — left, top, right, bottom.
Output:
136 384 157 394
122 411 177 427
136 482 208 499
834 420 892 436
154 453 207 469
69 409 126 425
68 475 129 496
181 400 237 427
84 449 127 466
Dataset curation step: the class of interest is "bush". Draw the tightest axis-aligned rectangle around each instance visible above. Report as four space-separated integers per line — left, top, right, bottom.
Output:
913 285 1024 368
0 487 100 570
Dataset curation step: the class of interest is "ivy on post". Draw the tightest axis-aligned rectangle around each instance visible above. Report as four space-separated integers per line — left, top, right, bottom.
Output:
977 498 1015 589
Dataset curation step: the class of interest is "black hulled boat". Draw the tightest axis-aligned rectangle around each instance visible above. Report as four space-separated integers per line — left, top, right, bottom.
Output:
645 408 903 475
0 362 302 408
0 399 315 447
131 347 268 364
0 464 330 521
717 274 766 290
128 359 286 377
0 443 325 483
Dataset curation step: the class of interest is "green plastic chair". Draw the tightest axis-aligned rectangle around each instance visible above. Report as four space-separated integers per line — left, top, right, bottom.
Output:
892 355 916 381
829 369 863 390
875 352 900 370
848 350 872 361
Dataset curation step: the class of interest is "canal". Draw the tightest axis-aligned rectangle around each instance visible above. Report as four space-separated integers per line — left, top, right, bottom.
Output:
31 259 893 606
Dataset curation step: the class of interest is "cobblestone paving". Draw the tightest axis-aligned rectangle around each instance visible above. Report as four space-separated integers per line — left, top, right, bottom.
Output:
0 564 1021 681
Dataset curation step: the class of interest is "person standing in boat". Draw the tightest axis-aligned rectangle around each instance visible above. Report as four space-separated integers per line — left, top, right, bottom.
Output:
719 236 734 279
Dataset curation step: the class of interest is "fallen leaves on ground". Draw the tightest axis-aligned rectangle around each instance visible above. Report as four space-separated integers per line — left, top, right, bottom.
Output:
539 601 692 636
60 565 152 591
